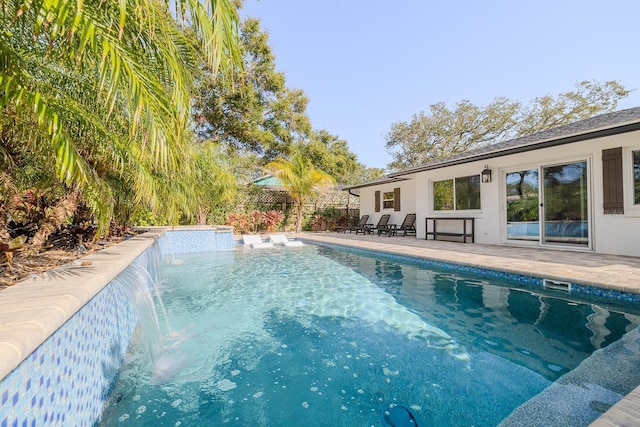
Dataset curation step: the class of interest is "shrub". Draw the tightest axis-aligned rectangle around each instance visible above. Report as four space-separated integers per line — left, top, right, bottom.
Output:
225 212 252 234
225 210 285 234
310 214 325 232
262 210 285 232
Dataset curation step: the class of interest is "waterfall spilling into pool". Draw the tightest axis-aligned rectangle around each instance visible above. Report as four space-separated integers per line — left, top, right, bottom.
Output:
116 245 190 383
117 264 164 363
0 228 236 427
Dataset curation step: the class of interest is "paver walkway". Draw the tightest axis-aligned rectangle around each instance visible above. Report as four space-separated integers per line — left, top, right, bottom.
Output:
299 232 640 294
298 232 640 427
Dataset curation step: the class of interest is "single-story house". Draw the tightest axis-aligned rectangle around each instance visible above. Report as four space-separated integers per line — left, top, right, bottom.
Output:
344 107 640 257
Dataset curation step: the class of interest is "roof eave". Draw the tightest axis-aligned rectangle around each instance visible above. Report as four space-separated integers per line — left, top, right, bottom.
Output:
342 177 408 191
388 121 640 178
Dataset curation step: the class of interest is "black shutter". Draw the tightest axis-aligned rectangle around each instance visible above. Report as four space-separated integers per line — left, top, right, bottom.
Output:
602 148 624 214
394 188 401 211
375 190 380 212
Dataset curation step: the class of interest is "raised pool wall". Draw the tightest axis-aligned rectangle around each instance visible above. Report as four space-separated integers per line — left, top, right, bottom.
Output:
0 228 233 427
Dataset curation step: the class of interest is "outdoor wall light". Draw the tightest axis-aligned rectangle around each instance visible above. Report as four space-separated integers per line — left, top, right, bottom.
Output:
481 165 492 183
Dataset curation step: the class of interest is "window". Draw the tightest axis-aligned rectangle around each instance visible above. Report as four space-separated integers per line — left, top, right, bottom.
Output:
634 150 640 205
506 169 539 241
382 191 394 209
455 175 481 210
433 175 480 211
433 179 453 210
377 188 401 211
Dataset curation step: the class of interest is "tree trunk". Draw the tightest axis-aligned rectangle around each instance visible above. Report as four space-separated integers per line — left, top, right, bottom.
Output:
197 208 208 226
295 200 304 233
0 210 10 242
31 191 80 246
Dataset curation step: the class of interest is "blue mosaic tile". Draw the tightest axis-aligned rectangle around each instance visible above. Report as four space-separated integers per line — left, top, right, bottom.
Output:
159 229 233 255
0 261 140 426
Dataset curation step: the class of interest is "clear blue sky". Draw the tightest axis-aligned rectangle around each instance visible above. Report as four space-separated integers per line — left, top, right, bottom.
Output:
240 0 640 170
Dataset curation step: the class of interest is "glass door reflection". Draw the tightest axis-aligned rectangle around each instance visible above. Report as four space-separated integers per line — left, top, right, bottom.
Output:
506 169 539 241
541 161 589 246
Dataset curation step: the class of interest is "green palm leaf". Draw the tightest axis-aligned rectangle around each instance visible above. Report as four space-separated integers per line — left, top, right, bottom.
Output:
265 153 335 233
1 0 242 234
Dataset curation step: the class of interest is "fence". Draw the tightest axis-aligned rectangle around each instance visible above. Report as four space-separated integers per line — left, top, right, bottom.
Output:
238 187 360 230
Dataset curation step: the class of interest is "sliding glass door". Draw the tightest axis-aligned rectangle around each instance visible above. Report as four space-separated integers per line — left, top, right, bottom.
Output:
505 160 590 248
506 169 539 241
541 161 589 246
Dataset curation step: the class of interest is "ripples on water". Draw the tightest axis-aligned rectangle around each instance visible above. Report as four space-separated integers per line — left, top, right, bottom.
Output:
98 245 640 426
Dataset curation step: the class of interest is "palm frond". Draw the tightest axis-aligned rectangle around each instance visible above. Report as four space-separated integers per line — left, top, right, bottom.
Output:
1 0 243 232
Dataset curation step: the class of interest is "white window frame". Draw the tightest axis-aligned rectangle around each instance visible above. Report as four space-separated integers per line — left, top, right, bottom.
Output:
624 145 640 217
382 191 395 209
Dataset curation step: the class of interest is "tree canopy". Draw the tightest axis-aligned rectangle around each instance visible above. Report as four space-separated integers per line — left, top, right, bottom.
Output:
194 17 311 161
385 80 631 171
194 15 379 184
296 131 386 185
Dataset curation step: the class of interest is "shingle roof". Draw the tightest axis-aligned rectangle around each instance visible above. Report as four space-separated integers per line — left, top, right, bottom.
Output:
342 176 409 191
387 106 640 178
253 175 283 187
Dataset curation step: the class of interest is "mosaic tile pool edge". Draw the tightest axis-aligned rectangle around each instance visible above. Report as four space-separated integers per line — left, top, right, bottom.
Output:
160 229 234 255
0 229 234 427
0 275 138 427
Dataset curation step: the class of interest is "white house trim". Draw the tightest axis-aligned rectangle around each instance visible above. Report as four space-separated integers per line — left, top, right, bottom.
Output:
623 144 640 217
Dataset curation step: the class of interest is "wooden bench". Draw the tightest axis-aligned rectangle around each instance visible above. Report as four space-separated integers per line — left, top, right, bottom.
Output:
425 217 475 243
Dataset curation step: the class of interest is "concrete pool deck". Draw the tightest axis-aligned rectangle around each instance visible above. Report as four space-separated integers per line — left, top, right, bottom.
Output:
297 231 640 427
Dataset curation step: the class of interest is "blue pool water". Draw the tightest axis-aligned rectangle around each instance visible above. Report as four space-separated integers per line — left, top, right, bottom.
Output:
98 244 640 426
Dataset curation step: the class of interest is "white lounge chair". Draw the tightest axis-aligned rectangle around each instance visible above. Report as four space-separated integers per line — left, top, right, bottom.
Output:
241 234 274 249
269 234 304 247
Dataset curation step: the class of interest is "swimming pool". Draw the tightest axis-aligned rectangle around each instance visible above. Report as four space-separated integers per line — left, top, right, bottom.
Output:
98 243 640 426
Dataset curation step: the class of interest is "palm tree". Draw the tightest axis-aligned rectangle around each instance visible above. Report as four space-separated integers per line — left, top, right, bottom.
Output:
192 142 238 225
0 0 241 234
265 153 335 233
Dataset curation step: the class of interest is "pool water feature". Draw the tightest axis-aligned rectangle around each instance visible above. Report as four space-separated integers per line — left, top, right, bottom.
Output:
98 244 640 426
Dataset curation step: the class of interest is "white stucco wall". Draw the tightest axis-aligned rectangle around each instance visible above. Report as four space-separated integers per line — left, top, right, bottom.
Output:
359 179 416 227
358 129 640 256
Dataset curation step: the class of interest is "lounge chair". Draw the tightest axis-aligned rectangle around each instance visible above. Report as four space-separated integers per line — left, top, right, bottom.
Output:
269 234 304 247
336 215 370 233
355 214 390 235
242 234 274 248
396 213 417 236
379 213 417 237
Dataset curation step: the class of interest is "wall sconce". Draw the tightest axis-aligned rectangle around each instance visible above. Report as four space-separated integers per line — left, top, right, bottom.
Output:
481 165 492 183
